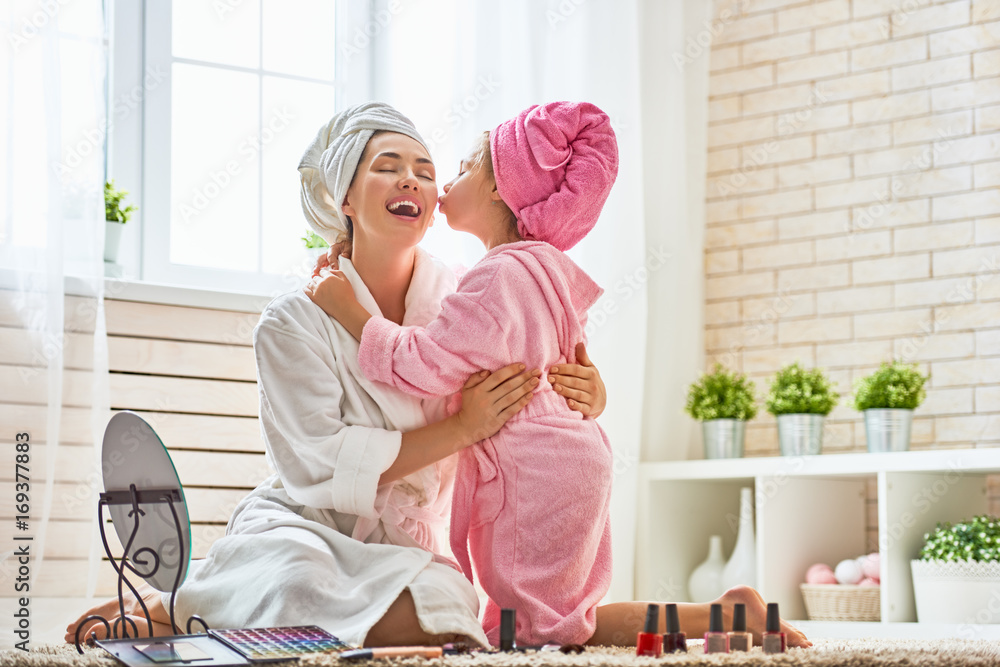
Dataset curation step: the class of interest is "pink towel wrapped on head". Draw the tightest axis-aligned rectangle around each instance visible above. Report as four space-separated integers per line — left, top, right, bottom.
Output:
490 101 619 251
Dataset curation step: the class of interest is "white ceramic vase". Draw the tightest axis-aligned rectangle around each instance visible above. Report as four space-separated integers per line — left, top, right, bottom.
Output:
688 534 726 602
721 487 757 591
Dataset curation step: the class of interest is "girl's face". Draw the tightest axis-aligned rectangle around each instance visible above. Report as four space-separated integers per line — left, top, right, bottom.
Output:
342 132 438 248
437 151 498 237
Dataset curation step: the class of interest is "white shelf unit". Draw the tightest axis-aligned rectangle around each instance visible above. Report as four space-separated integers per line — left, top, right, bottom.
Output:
635 448 1000 639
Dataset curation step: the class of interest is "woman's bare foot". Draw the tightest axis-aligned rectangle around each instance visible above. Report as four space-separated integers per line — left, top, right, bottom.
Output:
716 586 812 648
65 581 174 645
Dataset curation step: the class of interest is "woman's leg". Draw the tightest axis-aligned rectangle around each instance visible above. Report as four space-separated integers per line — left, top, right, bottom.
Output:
65 581 173 643
66 584 467 648
587 586 812 648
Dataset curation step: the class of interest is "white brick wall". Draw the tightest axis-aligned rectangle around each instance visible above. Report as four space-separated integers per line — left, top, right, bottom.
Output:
704 0 1000 461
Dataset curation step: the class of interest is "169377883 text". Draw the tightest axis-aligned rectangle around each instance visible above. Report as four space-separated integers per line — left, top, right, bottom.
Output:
12 431 32 651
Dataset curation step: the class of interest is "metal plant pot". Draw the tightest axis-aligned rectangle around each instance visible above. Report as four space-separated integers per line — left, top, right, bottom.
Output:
863 408 913 453
776 413 824 456
702 419 746 459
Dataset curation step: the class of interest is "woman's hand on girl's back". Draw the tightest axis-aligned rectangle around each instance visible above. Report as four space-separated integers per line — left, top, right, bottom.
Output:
456 364 541 445
311 241 351 278
548 342 607 418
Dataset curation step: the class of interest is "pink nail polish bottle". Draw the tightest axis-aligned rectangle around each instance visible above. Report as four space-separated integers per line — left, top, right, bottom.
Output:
763 602 787 654
663 603 687 653
703 603 729 654
727 603 751 651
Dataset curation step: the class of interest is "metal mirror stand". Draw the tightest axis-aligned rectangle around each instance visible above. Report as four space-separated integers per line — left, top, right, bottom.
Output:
73 484 208 653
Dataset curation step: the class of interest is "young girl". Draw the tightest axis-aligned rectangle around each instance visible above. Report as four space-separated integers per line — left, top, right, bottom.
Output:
306 101 618 646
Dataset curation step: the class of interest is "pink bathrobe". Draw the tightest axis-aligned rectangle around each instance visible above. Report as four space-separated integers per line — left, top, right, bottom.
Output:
358 240 613 646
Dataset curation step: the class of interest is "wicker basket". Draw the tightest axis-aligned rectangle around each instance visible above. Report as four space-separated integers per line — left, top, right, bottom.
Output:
800 584 881 622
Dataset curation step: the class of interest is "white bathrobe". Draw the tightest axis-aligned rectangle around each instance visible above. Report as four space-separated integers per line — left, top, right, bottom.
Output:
167 248 489 647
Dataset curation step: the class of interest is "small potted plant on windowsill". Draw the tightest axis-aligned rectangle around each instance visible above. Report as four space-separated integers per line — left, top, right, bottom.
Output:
912 515 1000 623
685 363 758 459
853 360 928 453
104 180 136 264
766 362 838 456
302 229 330 260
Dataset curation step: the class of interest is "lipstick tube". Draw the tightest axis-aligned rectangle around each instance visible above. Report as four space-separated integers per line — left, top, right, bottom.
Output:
662 603 687 654
500 608 516 652
763 602 787 654
635 603 662 657
703 603 729 654
727 602 751 651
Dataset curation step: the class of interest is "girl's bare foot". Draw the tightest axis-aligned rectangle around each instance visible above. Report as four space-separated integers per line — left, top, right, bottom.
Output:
65 581 174 645
716 585 812 648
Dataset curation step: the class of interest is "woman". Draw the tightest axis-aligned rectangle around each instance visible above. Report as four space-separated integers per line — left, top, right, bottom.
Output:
69 103 810 649
67 103 606 648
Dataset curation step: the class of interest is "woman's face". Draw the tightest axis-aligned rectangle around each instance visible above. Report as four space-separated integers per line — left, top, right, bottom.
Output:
438 150 495 236
342 132 438 248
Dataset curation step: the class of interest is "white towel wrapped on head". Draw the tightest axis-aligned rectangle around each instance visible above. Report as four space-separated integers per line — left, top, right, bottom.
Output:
298 102 429 244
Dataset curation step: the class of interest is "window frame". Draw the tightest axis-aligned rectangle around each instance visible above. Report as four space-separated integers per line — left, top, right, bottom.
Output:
108 0 374 295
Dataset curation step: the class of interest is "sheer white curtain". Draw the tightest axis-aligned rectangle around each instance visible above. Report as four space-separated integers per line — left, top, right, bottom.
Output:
1 0 109 626
375 0 647 601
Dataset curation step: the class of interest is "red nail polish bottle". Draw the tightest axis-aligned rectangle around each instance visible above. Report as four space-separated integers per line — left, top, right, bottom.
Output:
636 603 662 657
663 603 687 653
763 602 786 654
703 603 729 654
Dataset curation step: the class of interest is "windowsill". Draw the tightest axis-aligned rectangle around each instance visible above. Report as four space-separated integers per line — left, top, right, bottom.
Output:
101 276 275 313
68 271 275 313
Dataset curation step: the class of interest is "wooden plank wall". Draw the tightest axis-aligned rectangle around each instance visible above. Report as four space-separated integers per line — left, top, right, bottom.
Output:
0 291 269 597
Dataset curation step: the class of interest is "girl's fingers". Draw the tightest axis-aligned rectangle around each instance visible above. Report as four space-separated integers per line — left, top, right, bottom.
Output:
552 383 590 403
575 342 593 367
548 373 590 392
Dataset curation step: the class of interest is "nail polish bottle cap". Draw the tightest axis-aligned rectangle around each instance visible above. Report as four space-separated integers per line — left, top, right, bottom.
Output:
732 603 746 632
709 603 723 633
665 603 681 634
643 603 659 633
766 602 780 633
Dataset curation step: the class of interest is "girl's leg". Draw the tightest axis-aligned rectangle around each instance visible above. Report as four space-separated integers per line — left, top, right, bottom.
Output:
587 586 812 648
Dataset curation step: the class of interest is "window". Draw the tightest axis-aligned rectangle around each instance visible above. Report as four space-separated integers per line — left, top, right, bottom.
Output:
112 0 371 294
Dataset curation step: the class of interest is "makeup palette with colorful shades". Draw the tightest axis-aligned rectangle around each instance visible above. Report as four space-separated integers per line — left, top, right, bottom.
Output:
209 626 353 661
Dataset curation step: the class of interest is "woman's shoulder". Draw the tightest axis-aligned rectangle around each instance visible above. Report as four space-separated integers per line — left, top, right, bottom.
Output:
255 289 326 339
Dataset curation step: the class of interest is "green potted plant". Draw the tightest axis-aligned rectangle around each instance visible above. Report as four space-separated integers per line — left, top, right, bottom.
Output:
301 229 330 256
765 362 838 456
685 363 757 459
104 180 136 263
853 360 928 453
911 515 1000 623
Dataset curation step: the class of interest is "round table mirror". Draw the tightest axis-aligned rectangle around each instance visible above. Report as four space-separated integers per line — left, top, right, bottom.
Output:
102 411 191 592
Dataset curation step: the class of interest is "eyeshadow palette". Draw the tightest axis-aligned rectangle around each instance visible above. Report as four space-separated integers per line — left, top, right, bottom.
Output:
210 626 354 662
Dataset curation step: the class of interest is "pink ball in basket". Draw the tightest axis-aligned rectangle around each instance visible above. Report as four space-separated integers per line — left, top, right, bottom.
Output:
860 553 880 581
858 577 879 587
805 563 838 584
